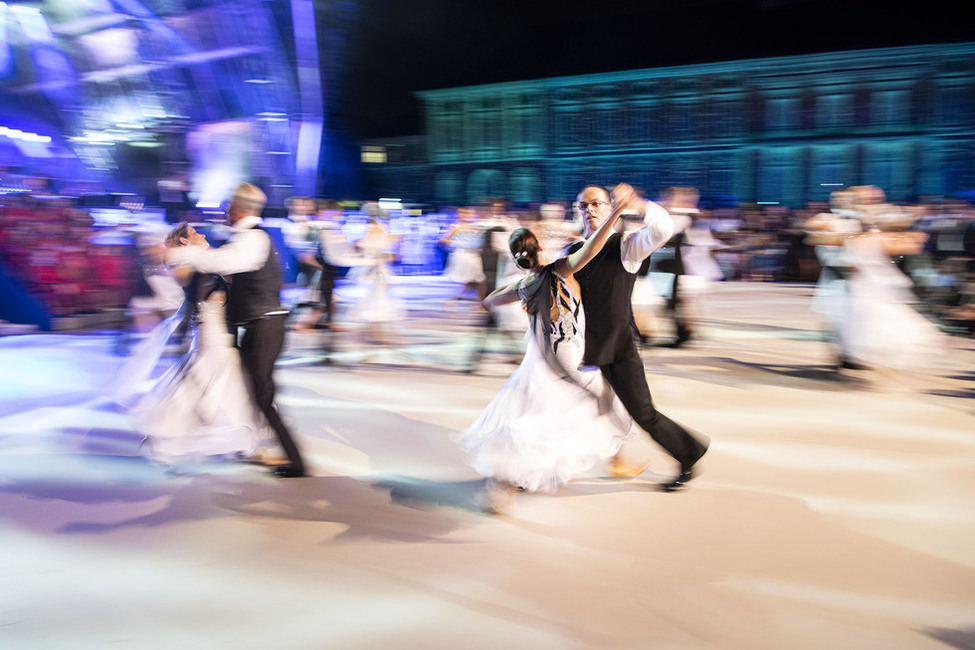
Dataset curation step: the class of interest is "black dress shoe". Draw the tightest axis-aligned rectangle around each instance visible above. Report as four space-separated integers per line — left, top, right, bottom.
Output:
272 466 305 478
674 324 692 347
660 468 695 492
839 357 869 370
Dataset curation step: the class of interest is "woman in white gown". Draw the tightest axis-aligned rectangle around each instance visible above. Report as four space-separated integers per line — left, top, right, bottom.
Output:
456 190 634 507
439 207 486 301
837 229 944 370
807 186 943 371
112 224 274 467
345 217 407 340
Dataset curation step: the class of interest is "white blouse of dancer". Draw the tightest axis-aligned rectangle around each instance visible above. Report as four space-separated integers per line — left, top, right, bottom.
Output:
457 268 632 492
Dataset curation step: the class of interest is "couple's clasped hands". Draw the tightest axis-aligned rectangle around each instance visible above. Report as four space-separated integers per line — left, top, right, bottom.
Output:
611 183 642 213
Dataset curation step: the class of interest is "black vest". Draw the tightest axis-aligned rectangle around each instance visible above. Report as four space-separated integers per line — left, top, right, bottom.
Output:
569 232 639 366
227 225 283 326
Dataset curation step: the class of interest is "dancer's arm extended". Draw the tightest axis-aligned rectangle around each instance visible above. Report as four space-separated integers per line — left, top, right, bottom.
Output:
438 224 459 246
483 278 523 309
167 226 269 276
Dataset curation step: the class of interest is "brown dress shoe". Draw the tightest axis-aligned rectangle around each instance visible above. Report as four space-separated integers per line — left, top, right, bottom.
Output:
609 454 649 478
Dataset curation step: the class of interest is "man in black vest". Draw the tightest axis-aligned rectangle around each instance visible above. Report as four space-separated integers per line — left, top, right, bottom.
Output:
169 183 305 477
569 184 708 490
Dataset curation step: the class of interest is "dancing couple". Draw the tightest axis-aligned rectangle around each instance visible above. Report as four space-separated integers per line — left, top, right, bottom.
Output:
457 183 710 511
121 183 305 478
806 186 944 373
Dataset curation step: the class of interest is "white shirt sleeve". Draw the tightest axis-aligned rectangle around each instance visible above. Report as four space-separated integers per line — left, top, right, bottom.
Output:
670 212 692 236
619 200 675 273
168 226 270 276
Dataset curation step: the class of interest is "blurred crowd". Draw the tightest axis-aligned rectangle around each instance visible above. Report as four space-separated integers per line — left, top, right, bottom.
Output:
2 174 973 339
0 191 139 317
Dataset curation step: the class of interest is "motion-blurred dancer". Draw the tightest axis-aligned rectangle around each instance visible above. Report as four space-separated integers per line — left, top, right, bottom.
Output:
345 212 406 345
658 187 724 347
806 189 863 368
457 186 634 512
440 207 486 303
127 231 184 334
807 186 942 372
167 183 305 478
123 224 275 467
293 203 354 333
570 184 709 490
282 195 319 290
464 204 522 372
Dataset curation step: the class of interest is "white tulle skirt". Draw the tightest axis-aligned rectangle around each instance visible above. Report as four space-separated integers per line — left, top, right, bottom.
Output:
129 301 274 465
445 248 485 284
839 237 945 370
456 317 632 493
345 259 407 323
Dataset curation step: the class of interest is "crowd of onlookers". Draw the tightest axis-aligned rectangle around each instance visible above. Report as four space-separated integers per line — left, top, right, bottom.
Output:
0 191 143 317
1 176 973 335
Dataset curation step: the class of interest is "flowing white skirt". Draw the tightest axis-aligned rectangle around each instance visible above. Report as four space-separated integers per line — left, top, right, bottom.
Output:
345 259 407 323
130 301 274 465
445 248 485 285
456 315 632 493
839 237 945 369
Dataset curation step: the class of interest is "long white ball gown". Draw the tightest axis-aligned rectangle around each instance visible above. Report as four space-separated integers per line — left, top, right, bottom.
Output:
457 267 632 493
114 275 274 465
839 234 945 370
345 225 407 324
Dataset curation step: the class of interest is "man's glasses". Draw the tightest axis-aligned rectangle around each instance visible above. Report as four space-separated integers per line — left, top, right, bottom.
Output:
576 199 610 211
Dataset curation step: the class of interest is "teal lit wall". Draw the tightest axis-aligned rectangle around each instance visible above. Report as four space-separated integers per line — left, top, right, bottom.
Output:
368 42 975 207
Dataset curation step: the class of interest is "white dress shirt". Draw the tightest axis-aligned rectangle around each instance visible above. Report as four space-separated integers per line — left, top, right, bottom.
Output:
618 200 675 273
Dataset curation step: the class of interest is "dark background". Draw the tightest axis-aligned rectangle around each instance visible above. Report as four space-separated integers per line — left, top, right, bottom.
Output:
340 0 970 139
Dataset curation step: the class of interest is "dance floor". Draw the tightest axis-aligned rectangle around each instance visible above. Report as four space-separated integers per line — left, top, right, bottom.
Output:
1 280 973 649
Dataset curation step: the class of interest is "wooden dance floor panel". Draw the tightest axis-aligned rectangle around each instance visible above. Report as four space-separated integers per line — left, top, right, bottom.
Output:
1 281 973 649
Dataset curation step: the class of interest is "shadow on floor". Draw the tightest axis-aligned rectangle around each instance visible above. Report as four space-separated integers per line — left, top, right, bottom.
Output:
653 355 870 391
373 474 487 513
921 625 975 650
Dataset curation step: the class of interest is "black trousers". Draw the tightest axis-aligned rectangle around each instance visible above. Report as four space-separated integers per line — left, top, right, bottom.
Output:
667 272 681 315
600 348 708 470
238 314 304 470
318 263 336 326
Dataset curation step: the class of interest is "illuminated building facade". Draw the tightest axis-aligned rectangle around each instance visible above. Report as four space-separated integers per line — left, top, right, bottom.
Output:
365 42 975 207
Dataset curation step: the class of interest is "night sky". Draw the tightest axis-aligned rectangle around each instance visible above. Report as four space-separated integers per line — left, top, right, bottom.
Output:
340 0 970 139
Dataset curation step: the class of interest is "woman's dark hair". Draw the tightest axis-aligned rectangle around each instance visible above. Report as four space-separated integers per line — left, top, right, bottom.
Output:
508 228 540 270
165 223 191 247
